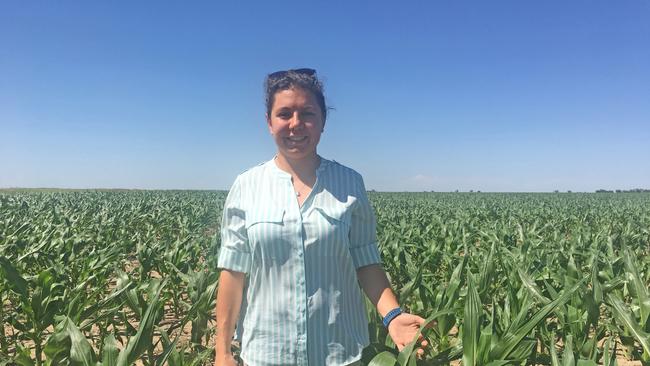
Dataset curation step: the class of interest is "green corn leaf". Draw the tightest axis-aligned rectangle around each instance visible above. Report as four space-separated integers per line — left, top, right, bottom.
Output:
443 256 467 309
576 359 598 366
396 309 454 366
14 345 35 366
154 331 179 366
477 323 493 365
591 258 603 304
549 333 560 366
622 245 650 328
385 332 396 348
79 279 133 325
116 279 165 366
602 337 618 366
602 278 625 293
567 254 580 280
16 238 49 262
507 339 536 362
517 268 551 305
579 328 602 360
562 334 575 366
623 246 649 301
484 361 511 366
478 240 496 293
606 292 650 356
399 264 423 302
462 272 481 366
503 292 532 337
429 345 464 364
368 351 398 366
116 271 141 318
62 317 96 366
101 334 118 366
0 256 29 299
44 320 71 365
490 277 587 360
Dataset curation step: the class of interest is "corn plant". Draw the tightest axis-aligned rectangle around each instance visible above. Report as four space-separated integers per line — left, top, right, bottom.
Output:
2 190 649 365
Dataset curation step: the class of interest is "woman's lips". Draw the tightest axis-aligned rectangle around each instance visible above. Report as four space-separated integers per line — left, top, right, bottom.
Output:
285 136 308 146
287 136 307 142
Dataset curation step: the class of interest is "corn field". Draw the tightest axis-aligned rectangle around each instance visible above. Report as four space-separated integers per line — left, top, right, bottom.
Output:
1 191 649 365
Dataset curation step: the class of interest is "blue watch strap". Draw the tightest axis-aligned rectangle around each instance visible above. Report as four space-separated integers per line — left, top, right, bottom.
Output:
382 307 402 328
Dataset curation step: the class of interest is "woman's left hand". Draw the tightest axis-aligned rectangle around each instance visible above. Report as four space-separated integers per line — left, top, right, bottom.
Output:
387 313 429 357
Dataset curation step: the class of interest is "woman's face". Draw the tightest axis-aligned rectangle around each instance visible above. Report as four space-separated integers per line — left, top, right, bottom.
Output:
267 87 324 162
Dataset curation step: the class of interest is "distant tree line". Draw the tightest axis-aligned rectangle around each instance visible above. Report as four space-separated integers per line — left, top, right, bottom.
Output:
595 188 650 193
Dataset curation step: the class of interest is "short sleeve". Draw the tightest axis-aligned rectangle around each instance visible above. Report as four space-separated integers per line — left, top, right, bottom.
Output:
349 174 382 269
217 176 251 273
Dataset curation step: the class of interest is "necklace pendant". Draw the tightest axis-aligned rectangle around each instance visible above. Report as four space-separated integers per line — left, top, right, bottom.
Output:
296 191 301 197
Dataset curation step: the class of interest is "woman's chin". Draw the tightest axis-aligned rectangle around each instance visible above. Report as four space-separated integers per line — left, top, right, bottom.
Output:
278 148 317 161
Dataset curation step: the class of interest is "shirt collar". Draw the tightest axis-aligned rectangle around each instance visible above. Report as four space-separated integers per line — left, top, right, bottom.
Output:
268 155 330 179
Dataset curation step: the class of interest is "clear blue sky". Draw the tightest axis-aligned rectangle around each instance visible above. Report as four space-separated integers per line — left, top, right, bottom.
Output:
2 1 649 192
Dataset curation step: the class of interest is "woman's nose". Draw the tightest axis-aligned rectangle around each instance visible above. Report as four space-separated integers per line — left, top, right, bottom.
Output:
289 112 303 130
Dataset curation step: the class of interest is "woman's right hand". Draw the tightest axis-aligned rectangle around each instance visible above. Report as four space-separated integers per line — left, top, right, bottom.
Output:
214 353 238 366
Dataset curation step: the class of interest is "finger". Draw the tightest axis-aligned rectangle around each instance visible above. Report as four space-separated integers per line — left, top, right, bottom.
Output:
420 339 429 348
416 348 425 359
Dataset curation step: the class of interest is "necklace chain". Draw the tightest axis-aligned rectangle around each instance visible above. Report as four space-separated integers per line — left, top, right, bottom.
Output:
294 179 312 198
295 181 304 197
273 155 319 199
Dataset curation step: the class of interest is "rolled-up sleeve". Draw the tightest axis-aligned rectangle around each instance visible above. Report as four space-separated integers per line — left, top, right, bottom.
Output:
349 174 381 269
217 176 251 273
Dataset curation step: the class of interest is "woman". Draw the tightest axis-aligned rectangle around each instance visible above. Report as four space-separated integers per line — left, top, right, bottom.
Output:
215 68 427 366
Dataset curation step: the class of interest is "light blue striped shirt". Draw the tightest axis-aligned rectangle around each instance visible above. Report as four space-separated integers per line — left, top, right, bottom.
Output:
218 156 381 366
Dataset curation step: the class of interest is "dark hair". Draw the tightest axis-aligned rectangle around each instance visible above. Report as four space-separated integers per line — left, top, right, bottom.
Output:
264 68 328 121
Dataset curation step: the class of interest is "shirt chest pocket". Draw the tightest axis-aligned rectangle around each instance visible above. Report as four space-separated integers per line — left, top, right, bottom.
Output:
245 208 290 265
245 207 285 228
312 200 354 248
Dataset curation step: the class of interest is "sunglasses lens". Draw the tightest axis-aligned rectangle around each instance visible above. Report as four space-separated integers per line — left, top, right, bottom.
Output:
293 68 316 75
268 70 287 79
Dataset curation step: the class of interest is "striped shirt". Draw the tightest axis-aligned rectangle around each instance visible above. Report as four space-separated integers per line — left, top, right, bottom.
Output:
218 156 381 366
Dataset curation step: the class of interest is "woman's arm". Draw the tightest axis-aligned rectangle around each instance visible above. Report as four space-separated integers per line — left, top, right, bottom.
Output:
215 269 246 366
357 264 427 353
357 264 399 315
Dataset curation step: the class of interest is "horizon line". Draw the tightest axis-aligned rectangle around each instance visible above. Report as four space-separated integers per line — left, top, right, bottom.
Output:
2 187 649 194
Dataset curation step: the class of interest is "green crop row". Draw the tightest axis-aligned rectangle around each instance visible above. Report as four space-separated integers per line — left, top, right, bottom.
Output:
366 193 650 366
0 191 224 366
1 191 649 365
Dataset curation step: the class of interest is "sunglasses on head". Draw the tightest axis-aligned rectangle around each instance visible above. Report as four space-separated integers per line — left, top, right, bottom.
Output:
268 68 316 80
